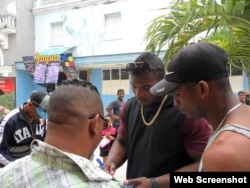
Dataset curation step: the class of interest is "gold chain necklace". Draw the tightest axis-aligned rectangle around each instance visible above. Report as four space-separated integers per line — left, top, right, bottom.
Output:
141 95 168 126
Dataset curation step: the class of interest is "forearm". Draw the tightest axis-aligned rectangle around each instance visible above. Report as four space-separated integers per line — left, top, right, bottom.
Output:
105 139 126 169
105 108 114 116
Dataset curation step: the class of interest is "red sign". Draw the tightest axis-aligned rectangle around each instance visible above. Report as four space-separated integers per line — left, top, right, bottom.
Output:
0 77 15 94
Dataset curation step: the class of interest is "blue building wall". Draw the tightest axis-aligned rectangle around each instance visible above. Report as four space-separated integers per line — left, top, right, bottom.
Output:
243 72 249 91
15 50 249 109
15 69 47 106
14 67 132 111
14 51 141 110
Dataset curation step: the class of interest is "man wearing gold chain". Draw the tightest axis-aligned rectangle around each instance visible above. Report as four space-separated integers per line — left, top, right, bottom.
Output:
105 52 212 188
150 42 250 172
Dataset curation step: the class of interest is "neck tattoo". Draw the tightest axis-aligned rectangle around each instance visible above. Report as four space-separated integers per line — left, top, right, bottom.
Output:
141 95 168 126
213 103 242 134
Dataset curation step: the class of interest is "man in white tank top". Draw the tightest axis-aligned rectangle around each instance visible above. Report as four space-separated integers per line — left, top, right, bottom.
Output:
151 42 250 171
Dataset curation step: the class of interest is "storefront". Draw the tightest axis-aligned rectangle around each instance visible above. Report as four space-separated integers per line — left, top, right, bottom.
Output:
14 50 141 108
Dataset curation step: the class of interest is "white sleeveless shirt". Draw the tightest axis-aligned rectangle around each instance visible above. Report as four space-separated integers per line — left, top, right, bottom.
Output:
199 124 250 171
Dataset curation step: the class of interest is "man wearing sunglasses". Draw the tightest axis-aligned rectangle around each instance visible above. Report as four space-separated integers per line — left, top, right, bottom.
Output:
0 79 123 187
105 52 212 188
0 91 49 167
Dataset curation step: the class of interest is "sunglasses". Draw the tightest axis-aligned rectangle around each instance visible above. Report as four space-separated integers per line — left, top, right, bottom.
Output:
126 62 160 75
32 101 47 112
88 113 105 128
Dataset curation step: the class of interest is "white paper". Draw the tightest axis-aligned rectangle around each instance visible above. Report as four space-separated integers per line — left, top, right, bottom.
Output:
100 136 110 148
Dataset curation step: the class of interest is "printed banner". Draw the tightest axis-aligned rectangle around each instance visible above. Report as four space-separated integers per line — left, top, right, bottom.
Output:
31 52 79 84
33 52 61 84
33 62 47 83
60 53 79 80
0 77 15 94
22 56 36 75
45 61 60 83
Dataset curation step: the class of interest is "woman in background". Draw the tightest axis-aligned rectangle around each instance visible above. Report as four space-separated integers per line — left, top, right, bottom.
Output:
99 114 117 163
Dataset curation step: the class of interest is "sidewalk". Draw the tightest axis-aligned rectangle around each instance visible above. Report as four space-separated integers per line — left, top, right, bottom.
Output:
93 147 127 182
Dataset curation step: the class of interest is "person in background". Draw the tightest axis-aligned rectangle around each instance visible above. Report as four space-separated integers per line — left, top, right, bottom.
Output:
0 91 49 167
246 93 250 105
0 90 4 95
0 79 123 188
150 42 250 171
238 90 246 104
0 106 10 116
99 113 117 163
106 89 125 129
105 52 212 188
0 106 10 124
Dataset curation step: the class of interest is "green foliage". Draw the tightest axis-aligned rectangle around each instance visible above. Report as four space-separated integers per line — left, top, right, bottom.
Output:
0 92 16 119
0 92 15 110
145 0 250 91
145 0 250 69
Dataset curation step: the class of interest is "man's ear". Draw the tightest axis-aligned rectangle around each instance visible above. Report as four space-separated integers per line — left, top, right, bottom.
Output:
197 81 209 98
89 116 99 136
28 101 34 107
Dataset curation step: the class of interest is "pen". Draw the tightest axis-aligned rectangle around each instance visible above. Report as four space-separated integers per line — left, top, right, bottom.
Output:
96 158 119 181
96 158 105 168
96 158 134 188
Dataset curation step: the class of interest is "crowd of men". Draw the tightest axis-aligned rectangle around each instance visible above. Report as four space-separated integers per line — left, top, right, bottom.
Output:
0 42 249 188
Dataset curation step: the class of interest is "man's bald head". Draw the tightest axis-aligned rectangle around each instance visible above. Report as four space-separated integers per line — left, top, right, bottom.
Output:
45 79 104 158
48 80 103 125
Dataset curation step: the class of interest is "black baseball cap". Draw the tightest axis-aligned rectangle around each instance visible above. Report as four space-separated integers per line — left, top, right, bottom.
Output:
150 42 229 96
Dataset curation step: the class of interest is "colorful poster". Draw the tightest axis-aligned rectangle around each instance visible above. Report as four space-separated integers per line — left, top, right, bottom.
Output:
33 62 47 83
45 61 60 83
32 52 78 83
22 56 36 75
60 53 79 80
34 52 61 84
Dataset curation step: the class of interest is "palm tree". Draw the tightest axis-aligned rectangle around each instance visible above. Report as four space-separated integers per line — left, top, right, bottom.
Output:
145 0 250 88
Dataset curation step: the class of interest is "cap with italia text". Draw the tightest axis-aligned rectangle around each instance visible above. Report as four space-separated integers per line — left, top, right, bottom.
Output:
150 42 229 96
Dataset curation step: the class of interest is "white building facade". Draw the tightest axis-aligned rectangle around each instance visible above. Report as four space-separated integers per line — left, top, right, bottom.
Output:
15 0 171 106
10 0 249 106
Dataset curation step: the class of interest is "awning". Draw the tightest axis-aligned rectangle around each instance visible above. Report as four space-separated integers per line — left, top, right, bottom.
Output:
39 46 76 55
75 63 127 69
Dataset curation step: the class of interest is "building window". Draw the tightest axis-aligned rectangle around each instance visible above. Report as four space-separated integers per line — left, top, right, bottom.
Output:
51 22 63 46
103 68 128 80
112 69 119 80
79 70 87 80
102 68 129 95
103 70 110 80
104 12 121 40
